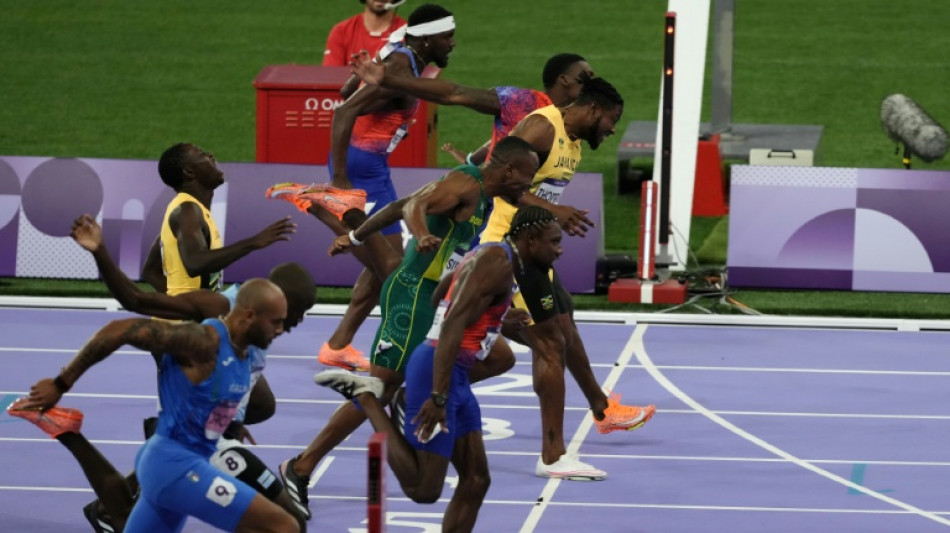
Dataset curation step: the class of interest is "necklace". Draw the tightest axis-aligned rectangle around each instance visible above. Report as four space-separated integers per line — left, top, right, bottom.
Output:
505 236 525 274
405 44 424 65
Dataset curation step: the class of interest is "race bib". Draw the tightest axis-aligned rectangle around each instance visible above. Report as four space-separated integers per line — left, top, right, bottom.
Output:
475 327 501 361
475 307 509 360
534 179 569 205
426 301 449 340
205 402 238 440
386 123 410 154
440 248 467 279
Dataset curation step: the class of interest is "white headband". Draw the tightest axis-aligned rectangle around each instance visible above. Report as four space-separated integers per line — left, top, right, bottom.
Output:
406 16 455 37
388 25 408 44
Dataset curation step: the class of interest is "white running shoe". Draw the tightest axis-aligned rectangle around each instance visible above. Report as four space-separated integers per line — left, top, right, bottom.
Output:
535 454 607 481
313 369 384 400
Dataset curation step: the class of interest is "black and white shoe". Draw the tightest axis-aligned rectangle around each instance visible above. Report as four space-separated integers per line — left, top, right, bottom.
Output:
278 456 312 520
389 386 407 436
83 500 118 533
313 369 384 400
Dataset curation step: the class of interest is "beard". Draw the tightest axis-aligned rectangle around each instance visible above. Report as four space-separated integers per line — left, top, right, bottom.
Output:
247 322 274 350
585 128 603 151
367 0 390 15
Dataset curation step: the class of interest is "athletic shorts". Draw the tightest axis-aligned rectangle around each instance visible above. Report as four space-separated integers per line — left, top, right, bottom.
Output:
370 270 438 374
403 342 482 458
125 434 257 533
512 265 573 326
329 145 400 235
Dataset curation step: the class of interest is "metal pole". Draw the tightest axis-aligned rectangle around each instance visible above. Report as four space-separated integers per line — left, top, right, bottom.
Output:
709 0 734 135
658 12 676 250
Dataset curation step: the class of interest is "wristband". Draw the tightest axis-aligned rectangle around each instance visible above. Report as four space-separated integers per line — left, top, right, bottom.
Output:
465 152 475 166
348 230 363 246
53 375 71 392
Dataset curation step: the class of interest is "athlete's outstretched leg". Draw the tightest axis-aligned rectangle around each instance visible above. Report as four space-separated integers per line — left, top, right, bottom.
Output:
57 432 135 530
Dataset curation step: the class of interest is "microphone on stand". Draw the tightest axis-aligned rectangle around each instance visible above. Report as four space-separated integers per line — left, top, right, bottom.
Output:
880 94 948 169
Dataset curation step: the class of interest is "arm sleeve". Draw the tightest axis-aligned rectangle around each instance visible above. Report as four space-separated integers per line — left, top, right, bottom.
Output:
322 23 348 66
496 87 550 134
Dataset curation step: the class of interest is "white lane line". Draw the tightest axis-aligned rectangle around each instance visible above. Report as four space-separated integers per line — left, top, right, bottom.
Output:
633 323 950 528
634 365 950 377
0 347 321 361
2 484 950 515
5 436 950 468
3 483 949 515
0 347 144 355
510 360 950 376
5 389 949 421
518 325 640 533
0 486 94 493
309 456 333 489
8 346 950 376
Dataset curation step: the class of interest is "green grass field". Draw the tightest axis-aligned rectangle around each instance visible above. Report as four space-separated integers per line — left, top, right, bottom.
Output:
2 0 950 317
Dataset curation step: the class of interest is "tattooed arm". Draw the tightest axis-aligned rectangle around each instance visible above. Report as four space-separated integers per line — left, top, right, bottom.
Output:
22 318 218 410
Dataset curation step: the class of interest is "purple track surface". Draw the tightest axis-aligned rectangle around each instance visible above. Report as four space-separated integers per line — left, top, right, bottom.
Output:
2 308 950 532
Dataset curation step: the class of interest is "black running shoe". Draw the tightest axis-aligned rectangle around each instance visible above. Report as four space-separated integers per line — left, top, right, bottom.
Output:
279 456 312 520
313 369 383 400
142 416 158 439
390 386 407 436
83 500 118 533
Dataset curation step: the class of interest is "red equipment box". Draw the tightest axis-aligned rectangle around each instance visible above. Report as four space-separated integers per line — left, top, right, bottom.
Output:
254 64 439 167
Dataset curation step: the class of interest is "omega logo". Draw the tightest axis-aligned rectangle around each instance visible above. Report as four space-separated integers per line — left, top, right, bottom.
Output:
304 98 343 111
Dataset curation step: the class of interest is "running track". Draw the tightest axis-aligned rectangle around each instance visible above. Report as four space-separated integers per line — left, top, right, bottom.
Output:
2 302 950 532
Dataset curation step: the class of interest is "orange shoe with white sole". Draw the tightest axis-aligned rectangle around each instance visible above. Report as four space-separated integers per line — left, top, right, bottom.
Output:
594 392 656 434
7 397 83 438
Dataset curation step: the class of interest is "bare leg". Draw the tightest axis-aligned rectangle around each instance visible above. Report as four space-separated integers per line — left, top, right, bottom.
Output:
521 319 569 464
244 375 276 425
353 390 450 503
57 432 135 530
294 364 404 477
443 431 490 533
325 267 382 351
306 203 351 235
322 211 403 351
292 401 368 477
561 315 609 417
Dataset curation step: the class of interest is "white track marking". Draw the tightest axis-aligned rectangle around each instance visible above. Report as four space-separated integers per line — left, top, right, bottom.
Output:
4 389 948 420
309 456 333 488
11 347 950 377
633 323 950 527
4 437 950 468
1 485 948 516
518 324 641 533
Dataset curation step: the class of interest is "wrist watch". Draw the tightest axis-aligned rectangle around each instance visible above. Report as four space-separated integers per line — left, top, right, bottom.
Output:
430 391 448 408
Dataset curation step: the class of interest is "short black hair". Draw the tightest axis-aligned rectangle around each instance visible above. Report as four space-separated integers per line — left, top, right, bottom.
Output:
507 206 558 239
269 262 317 313
408 3 452 26
574 77 623 110
542 53 586 90
158 143 191 190
268 262 315 298
488 135 536 164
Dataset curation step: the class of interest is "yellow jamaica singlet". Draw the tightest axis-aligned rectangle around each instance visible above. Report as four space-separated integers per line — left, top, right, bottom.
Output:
160 192 223 295
480 104 582 243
